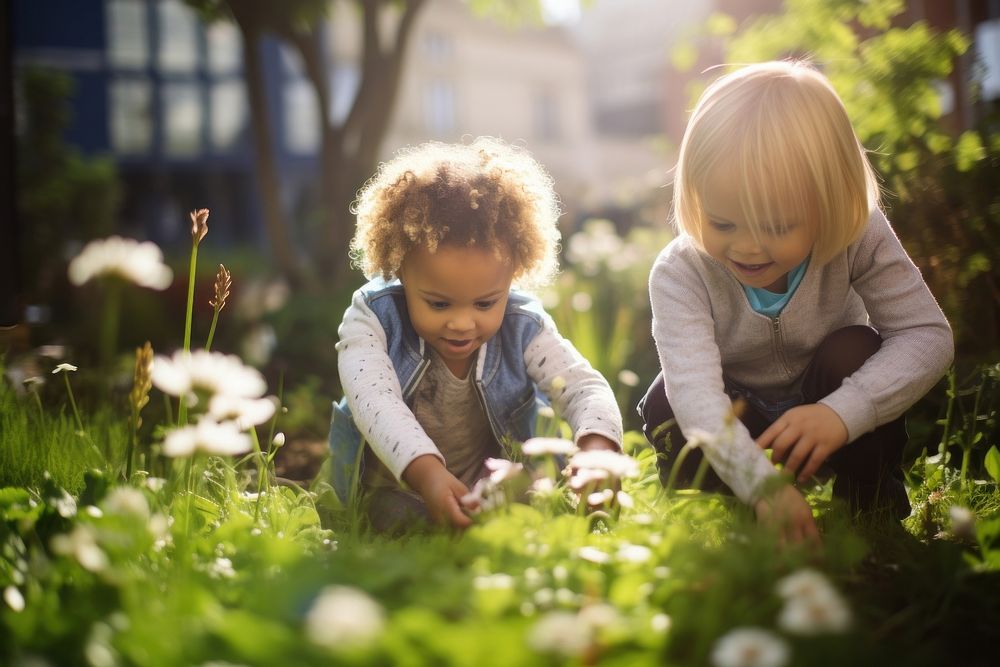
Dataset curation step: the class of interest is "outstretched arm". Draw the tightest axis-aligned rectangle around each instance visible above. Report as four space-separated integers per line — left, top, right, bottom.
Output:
402 455 472 528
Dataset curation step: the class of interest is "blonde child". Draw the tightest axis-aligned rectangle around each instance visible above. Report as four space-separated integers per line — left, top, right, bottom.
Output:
640 61 954 544
330 137 623 533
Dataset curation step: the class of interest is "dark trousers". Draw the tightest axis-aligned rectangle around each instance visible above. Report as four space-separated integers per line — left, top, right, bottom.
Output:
639 326 910 519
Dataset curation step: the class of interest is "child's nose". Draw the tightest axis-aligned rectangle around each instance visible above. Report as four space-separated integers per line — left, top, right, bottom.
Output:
732 233 763 255
446 312 475 332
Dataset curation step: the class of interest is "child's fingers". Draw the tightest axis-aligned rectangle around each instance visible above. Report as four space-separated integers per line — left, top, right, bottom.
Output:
757 422 781 449
782 439 815 478
444 494 473 528
797 448 829 483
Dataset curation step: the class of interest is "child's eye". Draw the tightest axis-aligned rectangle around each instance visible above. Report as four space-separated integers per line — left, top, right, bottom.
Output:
475 299 499 311
426 300 450 310
764 224 794 237
708 220 735 232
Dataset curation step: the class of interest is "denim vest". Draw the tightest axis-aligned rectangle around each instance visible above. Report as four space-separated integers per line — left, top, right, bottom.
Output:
328 278 547 503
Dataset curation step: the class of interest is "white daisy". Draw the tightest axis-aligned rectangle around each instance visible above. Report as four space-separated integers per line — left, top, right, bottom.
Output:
522 437 578 457
527 611 591 657
711 627 789 667
567 449 639 479
162 419 252 457
152 350 267 399
208 394 277 429
68 236 173 289
305 585 385 650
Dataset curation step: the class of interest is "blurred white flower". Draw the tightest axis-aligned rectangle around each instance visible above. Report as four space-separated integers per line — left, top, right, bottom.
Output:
209 557 236 579
651 613 672 633
617 369 640 387
529 477 557 496
101 487 149 520
571 292 593 312
52 363 78 374
522 437 578 457
208 395 277 430
527 611 591 657
616 490 635 508
617 543 652 563
68 236 173 289
949 505 975 538
536 405 556 419
162 418 252 457
777 595 851 635
587 488 615 507
775 569 851 634
578 603 621 629
775 569 835 601
51 525 108 572
549 376 567 392
242 323 278 367
473 573 514 590
485 458 524 484
568 449 639 479
145 477 167 493
4 586 24 612
567 467 610 492
711 627 789 667
152 350 267 399
272 432 286 448
305 585 385 650
577 546 611 564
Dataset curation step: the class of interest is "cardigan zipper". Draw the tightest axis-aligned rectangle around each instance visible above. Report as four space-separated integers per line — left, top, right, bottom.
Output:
771 315 793 377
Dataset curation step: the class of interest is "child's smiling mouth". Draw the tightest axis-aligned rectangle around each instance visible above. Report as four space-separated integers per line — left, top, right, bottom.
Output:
443 338 476 353
730 259 774 276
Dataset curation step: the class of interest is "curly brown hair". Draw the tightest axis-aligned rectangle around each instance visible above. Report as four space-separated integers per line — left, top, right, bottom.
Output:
350 137 561 288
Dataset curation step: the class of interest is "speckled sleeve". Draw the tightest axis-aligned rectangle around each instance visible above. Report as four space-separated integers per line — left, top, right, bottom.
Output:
523 310 624 449
335 290 444 482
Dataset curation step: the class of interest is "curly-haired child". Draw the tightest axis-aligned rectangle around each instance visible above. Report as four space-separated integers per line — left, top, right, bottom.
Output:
639 61 954 544
330 137 623 533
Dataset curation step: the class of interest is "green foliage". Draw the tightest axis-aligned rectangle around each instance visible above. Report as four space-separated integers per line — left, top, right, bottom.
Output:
719 0 999 360
16 68 121 303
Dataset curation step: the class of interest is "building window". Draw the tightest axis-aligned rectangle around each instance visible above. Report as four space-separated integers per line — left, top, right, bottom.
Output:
110 78 153 154
423 80 455 135
534 90 560 142
207 21 242 75
162 82 203 156
107 0 149 69
284 80 319 154
158 0 200 73
210 80 247 151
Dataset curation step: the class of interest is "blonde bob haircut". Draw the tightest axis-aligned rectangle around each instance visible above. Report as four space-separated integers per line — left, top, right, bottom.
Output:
673 60 880 266
350 136 561 289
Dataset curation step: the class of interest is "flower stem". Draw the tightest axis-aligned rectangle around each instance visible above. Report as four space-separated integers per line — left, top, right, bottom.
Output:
251 427 269 522
99 279 122 370
183 244 199 354
205 307 221 351
63 373 84 433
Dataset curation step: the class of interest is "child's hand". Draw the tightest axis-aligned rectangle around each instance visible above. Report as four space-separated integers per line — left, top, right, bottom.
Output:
577 433 619 452
754 484 821 546
756 404 848 483
402 455 473 529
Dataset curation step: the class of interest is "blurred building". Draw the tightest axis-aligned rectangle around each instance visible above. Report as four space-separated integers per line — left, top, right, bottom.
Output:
13 0 276 246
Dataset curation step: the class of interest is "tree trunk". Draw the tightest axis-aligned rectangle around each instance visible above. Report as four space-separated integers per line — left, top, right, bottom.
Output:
293 0 426 284
235 15 306 287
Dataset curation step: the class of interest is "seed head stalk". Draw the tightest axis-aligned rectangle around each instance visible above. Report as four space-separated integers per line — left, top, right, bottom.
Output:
179 209 209 426
125 341 153 481
205 264 231 352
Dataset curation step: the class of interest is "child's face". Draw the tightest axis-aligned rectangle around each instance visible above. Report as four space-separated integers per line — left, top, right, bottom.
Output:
399 243 515 377
700 169 816 293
